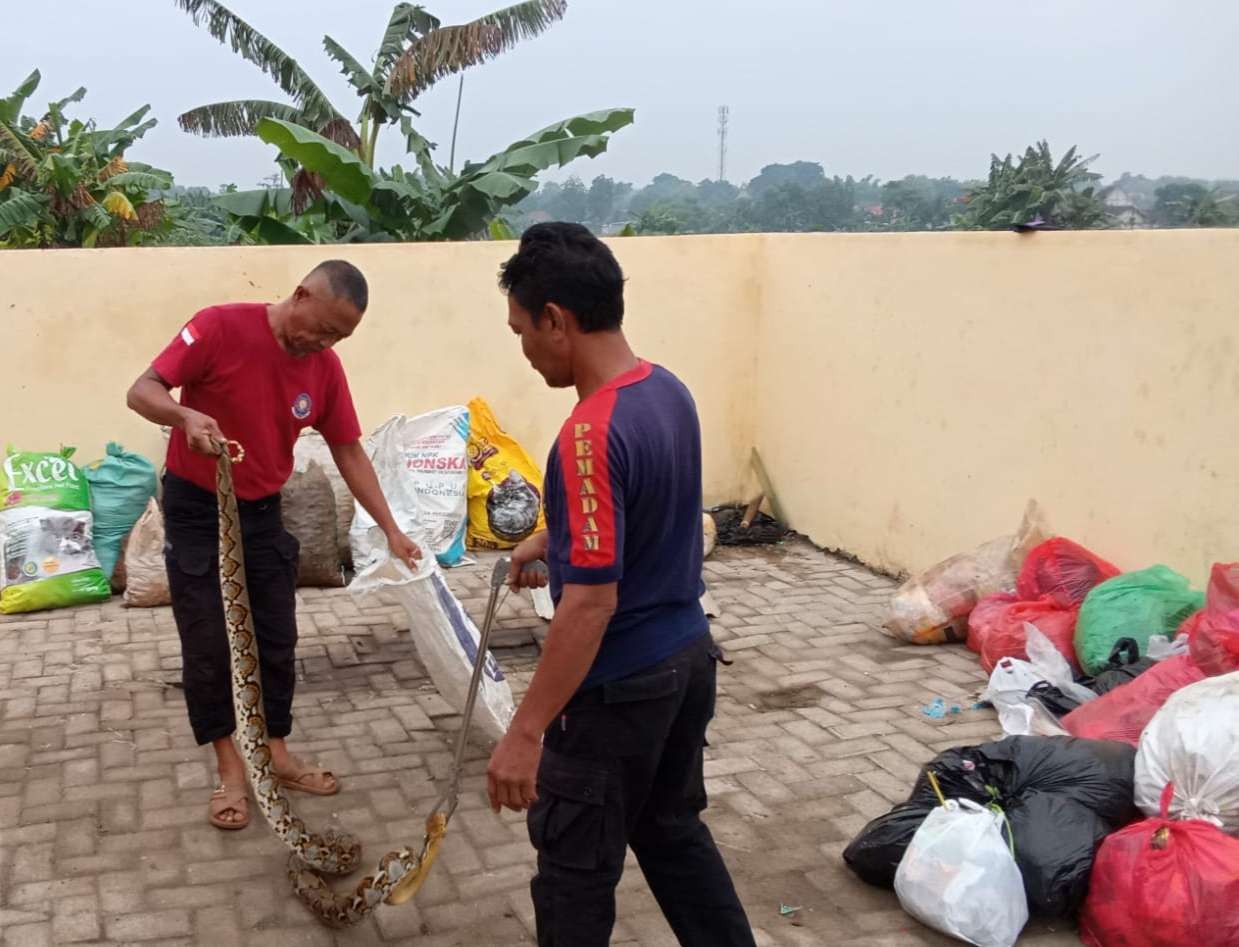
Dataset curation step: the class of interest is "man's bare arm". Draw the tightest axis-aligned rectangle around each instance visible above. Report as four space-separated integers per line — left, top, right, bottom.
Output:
328 440 422 567
512 581 616 736
487 581 616 811
126 368 223 454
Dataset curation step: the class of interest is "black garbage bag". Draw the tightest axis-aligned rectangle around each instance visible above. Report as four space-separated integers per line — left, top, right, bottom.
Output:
842 746 992 887
1082 638 1157 695
842 736 1138 918
973 736 1139 918
1026 680 1094 718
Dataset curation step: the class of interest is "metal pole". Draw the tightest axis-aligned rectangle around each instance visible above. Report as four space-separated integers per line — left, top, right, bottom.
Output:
449 74 465 173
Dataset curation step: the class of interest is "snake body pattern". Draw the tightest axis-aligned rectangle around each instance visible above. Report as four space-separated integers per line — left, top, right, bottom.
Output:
215 443 446 928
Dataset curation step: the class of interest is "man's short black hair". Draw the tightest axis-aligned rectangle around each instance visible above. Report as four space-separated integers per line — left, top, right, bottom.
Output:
498 222 624 332
309 259 368 312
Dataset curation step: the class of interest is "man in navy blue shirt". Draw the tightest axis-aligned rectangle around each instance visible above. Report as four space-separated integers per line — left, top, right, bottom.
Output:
487 222 756 946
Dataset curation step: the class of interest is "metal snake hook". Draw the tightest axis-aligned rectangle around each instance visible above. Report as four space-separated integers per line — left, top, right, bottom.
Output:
384 555 547 907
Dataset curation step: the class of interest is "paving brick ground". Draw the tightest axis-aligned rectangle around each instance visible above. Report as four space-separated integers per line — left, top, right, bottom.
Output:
0 541 1082 946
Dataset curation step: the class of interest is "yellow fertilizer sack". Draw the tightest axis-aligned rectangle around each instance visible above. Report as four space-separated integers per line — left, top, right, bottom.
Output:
466 397 546 549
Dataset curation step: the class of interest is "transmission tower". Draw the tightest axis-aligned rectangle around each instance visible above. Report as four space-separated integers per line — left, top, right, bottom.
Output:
717 105 729 182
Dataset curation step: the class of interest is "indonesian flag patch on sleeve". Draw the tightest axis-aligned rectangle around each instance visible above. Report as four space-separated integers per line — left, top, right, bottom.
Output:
180 322 199 347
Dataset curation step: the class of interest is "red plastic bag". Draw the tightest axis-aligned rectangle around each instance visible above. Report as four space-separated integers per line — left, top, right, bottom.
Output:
1080 784 1239 947
1061 654 1206 746
1017 538 1120 609
968 594 1079 674
966 592 1017 654
1180 562 1239 676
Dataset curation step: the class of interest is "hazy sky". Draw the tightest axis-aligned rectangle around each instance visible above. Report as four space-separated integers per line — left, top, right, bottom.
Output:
4 1 1237 189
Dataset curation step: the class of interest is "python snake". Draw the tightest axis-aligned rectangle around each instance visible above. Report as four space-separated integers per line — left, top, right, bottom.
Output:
214 441 446 928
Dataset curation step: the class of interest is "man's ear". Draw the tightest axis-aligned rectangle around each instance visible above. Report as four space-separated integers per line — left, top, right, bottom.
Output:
544 301 570 334
291 284 309 303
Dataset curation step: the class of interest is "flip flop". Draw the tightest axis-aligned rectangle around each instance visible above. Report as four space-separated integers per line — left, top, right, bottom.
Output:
208 783 250 830
275 756 340 796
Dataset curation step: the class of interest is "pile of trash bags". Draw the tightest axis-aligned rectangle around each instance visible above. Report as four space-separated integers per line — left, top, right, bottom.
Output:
877 511 1239 945
1079 672 1239 947
887 510 1239 745
847 698 1239 945
844 736 1138 922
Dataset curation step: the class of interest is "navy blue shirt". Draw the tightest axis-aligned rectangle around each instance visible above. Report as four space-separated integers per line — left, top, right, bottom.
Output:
544 360 709 689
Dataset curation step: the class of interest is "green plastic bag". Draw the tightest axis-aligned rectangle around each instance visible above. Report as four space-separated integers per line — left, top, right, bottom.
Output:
1075 566 1205 675
1 446 112 614
83 443 157 580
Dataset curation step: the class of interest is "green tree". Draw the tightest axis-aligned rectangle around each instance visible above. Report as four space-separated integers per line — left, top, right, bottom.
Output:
1152 182 1235 227
0 70 180 248
586 175 630 226
628 173 696 215
747 161 826 197
173 0 567 206
695 178 739 208
223 108 633 243
634 198 711 235
724 178 857 233
953 141 1105 230
554 176 589 222
878 175 966 231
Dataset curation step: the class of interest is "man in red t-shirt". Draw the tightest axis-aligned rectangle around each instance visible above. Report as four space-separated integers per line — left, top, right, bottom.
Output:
127 260 420 831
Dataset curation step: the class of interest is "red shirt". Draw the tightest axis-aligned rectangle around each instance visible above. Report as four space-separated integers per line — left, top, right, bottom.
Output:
152 303 362 500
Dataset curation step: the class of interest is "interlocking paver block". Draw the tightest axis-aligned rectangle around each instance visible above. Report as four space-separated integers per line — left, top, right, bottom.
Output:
0 543 1081 946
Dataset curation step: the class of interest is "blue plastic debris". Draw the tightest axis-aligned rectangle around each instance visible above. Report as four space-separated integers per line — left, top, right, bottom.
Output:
922 697 964 718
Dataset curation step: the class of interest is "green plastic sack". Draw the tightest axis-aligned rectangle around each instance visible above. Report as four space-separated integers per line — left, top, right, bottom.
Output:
1075 566 1205 675
1 447 112 614
83 443 157 580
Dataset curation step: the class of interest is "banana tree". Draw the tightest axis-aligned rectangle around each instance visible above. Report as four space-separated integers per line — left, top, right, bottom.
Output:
173 0 567 200
220 108 634 243
0 70 176 248
953 141 1106 230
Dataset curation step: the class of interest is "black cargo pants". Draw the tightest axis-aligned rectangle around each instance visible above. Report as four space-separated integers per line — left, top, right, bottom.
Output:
161 472 301 746
528 632 757 946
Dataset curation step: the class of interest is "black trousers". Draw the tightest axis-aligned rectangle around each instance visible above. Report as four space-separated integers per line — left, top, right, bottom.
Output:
162 472 301 746
528 633 756 947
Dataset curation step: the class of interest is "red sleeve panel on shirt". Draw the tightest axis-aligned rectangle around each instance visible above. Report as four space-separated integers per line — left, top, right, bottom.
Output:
151 307 219 388
314 351 363 445
556 387 624 581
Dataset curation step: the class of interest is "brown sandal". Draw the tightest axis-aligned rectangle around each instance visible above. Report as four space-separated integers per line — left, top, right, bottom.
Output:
208 783 250 830
275 756 340 796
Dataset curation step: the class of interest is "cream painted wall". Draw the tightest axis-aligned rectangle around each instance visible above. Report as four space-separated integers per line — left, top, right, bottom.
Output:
0 236 758 506
3 229 1236 583
755 229 1239 584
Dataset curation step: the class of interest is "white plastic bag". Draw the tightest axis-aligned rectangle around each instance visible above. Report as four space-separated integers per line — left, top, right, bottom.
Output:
982 623 1096 736
350 542 513 741
1135 670 1239 833
895 799 1029 947
1146 633 1190 661
351 408 470 568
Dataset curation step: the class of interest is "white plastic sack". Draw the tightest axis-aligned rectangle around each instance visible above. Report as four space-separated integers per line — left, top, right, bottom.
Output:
350 543 513 741
895 799 1029 947
982 623 1096 736
1146 633 1190 661
351 409 470 568
1135 670 1239 833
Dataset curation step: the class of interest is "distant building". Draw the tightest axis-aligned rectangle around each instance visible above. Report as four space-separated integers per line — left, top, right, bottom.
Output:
1101 185 1150 228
